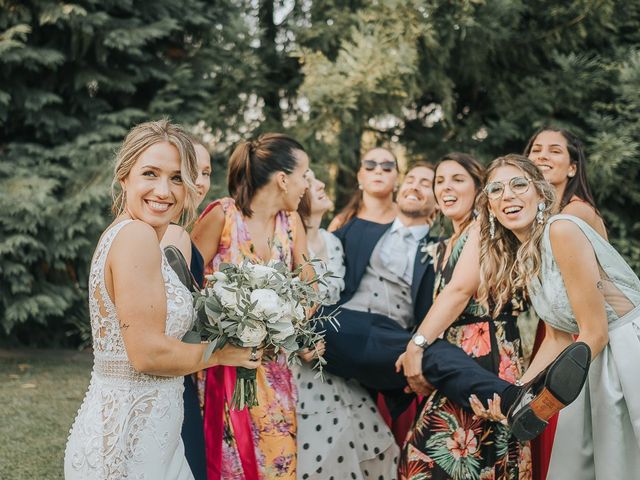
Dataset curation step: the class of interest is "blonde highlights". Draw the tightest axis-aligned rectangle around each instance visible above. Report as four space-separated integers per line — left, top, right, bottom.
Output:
111 119 199 225
476 154 556 317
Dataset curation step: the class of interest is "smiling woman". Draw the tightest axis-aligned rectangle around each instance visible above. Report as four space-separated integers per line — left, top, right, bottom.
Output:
64 120 260 480
398 153 532 480
476 154 640 479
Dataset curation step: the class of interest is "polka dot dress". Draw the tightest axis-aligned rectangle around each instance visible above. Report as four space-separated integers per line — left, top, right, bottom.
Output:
294 363 399 479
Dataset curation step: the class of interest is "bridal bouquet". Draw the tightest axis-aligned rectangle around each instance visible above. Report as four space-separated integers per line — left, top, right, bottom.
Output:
191 259 338 410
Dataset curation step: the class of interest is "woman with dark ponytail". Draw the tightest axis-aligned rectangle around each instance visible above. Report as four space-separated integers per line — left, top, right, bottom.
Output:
192 133 313 480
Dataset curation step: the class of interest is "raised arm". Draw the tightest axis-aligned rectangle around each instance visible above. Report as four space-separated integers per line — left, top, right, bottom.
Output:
109 221 258 376
191 203 225 266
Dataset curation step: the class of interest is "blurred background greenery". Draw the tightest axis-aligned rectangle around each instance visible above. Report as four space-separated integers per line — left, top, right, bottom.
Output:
1 0 639 347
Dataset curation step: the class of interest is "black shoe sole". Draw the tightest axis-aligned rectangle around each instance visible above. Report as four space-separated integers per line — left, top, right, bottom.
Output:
510 342 591 442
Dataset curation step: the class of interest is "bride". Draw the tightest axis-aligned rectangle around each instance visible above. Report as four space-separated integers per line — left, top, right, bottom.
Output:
64 120 261 479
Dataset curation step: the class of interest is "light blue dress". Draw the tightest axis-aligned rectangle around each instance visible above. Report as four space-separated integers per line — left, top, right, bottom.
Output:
529 214 640 480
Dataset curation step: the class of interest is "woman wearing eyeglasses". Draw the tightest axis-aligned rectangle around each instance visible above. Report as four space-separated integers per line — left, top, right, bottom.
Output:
396 153 532 480
472 154 639 479
327 147 399 231
524 126 607 480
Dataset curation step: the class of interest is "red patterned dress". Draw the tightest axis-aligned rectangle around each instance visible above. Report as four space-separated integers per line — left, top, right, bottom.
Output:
198 197 297 479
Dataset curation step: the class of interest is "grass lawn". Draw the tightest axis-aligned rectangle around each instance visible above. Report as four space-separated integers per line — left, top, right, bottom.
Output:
0 349 92 480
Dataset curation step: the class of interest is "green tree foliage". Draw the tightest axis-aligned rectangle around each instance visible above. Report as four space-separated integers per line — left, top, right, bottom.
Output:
2 0 639 344
296 0 640 268
0 0 254 344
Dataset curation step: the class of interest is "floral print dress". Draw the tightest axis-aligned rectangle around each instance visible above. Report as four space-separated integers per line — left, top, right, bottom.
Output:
198 197 297 479
399 232 532 480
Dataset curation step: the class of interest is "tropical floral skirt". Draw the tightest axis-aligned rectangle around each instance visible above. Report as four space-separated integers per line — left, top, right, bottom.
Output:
398 316 532 480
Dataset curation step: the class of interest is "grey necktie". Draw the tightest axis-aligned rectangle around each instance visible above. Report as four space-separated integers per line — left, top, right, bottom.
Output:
387 227 413 279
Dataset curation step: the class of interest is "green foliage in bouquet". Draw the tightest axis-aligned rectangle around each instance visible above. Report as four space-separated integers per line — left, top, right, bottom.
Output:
192 259 339 409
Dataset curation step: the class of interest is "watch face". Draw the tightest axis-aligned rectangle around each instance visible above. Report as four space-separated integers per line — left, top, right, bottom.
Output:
414 334 426 346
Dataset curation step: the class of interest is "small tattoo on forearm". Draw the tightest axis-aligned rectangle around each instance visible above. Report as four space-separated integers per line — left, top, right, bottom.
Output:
120 322 130 330
596 280 604 291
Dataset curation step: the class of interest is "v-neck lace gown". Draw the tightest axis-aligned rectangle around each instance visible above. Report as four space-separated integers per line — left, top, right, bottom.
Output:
64 220 195 479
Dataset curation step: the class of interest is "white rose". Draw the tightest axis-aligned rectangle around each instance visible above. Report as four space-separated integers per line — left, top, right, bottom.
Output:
250 288 284 322
269 319 296 343
212 271 228 282
237 321 267 347
212 281 238 309
247 263 278 287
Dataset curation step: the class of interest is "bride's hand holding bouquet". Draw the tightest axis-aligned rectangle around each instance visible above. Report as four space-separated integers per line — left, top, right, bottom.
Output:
190 259 337 409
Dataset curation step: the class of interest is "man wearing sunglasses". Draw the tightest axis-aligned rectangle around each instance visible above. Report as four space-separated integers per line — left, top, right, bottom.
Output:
321 162 439 418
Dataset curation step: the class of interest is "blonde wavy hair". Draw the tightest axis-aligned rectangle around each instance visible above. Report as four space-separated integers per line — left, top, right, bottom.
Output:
111 119 199 225
476 154 556 318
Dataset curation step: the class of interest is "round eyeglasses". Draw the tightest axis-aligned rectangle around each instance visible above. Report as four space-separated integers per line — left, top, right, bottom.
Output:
484 176 532 200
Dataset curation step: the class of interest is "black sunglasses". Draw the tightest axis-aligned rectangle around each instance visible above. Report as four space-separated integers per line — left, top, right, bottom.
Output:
362 159 396 172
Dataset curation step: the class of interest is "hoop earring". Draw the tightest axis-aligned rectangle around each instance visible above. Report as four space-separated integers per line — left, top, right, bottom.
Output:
489 212 496 239
537 202 545 224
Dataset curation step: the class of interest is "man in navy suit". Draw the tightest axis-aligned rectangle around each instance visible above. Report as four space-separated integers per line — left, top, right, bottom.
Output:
322 162 438 394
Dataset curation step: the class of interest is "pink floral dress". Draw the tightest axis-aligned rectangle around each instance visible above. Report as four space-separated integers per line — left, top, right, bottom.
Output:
399 232 532 480
198 198 297 480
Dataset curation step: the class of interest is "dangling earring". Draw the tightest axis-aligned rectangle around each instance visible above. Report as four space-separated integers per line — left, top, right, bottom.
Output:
537 202 545 224
489 212 496 239
358 183 363 191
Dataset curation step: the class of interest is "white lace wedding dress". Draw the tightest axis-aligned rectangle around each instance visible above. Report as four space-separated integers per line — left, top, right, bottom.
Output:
64 220 195 479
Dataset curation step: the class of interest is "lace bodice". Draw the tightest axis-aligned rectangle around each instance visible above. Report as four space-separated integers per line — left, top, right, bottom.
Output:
529 214 640 334
88 220 194 379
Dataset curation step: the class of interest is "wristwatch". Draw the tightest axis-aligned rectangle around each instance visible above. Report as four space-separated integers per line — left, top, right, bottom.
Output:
412 333 430 350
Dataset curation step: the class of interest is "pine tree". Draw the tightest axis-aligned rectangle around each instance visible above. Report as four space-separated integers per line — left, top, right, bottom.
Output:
0 0 253 343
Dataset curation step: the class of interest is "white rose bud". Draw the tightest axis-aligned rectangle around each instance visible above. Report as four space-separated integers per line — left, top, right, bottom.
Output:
213 271 228 282
247 263 278 287
250 288 284 322
237 322 267 347
269 320 296 342
213 281 238 309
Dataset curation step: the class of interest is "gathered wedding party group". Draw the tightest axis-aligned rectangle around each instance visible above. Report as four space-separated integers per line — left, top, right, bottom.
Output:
61 120 640 480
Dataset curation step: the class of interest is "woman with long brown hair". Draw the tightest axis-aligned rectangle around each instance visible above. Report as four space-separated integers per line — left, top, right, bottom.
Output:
524 126 607 480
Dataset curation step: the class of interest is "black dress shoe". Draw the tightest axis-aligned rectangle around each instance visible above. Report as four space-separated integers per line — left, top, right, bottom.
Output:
508 341 591 442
